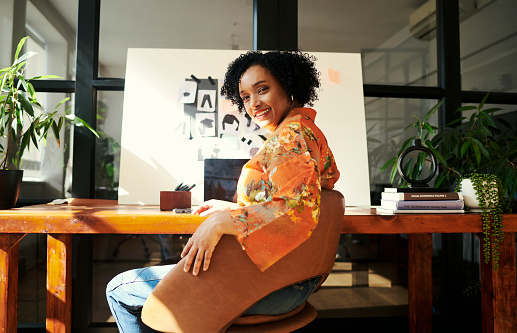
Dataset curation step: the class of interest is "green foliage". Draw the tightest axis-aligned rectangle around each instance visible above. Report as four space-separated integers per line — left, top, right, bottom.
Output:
0 37 98 170
456 174 508 270
381 94 517 209
94 105 121 197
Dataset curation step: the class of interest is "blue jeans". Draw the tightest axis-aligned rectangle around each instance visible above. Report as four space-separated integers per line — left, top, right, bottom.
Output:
106 264 321 332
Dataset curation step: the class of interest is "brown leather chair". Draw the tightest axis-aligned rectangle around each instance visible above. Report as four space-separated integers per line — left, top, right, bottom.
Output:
142 189 345 332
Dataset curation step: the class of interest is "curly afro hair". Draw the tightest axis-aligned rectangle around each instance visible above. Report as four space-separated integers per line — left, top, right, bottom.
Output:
220 50 320 113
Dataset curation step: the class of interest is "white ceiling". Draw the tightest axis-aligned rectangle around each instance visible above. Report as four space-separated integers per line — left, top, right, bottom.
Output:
47 0 427 76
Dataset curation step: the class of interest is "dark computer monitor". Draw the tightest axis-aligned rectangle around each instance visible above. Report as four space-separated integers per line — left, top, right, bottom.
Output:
203 158 249 201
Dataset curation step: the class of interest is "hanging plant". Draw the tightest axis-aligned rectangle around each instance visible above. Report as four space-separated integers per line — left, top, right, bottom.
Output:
456 173 509 270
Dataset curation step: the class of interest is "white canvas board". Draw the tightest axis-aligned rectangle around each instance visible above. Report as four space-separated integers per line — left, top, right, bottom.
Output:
119 49 370 206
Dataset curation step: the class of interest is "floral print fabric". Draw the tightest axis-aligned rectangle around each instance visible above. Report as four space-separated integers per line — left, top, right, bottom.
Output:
230 108 340 271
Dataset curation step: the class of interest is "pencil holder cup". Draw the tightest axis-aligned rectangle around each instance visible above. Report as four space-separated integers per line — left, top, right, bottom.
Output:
160 191 191 211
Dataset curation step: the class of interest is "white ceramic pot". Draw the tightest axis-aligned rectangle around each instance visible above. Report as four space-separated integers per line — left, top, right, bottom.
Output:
460 178 498 212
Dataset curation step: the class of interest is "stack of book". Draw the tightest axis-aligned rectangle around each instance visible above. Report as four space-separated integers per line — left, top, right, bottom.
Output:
376 188 465 214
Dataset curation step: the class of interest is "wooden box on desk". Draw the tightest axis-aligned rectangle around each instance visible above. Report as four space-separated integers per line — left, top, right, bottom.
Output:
160 191 191 211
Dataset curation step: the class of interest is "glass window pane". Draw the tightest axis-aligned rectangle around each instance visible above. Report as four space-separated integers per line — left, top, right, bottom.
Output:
308 233 409 320
95 91 124 199
460 0 517 92
25 0 77 80
365 97 439 204
98 0 253 78
93 233 187 323
1 1 77 77
0 0 14 68
18 234 47 324
17 92 75 201
298 0 438 86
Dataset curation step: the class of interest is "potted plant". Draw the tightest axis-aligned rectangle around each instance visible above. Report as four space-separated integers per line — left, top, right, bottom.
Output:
380 94 516 270
456 173 508 270
381 94 516 205
0 37 98 209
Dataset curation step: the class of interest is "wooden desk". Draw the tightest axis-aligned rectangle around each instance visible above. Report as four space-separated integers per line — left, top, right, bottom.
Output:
1 200 516 333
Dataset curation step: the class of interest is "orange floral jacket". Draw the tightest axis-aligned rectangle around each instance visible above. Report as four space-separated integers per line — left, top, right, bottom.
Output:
229 108 340 271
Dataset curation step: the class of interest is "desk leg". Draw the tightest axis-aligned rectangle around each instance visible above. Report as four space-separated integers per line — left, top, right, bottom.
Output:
480 232 517 333
408 233 433 333
0 234 25 333
47 234 72 333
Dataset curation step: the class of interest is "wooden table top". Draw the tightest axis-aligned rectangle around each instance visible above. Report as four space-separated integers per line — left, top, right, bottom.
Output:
1 199 516 235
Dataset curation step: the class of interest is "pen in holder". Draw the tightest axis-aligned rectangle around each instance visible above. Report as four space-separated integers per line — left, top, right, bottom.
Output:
160 188 192 212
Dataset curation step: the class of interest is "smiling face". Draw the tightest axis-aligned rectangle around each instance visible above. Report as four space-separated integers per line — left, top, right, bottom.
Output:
239 65 296 132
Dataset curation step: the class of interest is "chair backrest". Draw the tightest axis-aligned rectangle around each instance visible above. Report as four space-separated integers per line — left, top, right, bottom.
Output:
142 189 345 333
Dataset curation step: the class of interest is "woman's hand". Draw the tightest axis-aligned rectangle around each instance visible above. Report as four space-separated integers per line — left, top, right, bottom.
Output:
181 210 237 275
192 199 239 217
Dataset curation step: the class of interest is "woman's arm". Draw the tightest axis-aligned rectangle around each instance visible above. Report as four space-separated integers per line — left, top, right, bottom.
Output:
182 209 238 276
192 199 241 216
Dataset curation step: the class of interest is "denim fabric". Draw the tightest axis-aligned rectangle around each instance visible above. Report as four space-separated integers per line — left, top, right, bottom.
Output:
106 264 321 331
106 265 173 333
243 276 321 315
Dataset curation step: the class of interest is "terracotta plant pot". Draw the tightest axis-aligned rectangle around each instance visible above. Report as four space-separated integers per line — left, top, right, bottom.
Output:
0 169 23 209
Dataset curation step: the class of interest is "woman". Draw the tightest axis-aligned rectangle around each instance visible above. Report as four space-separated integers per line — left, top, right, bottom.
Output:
106 50 340 332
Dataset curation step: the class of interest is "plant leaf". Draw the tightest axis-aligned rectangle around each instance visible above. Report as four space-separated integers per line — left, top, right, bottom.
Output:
478 92 489 111
482 107 503 114
41 119 52 139
51 120 60 143
57 116 64 132
30 123 39 149
479 112 497 128
20 131 31 159
473 143 481 165
398 137 414 155
478 125 493 137
30 74 63 80
20 76 29 94
17 91 34 118
13 37 28 61
66 115 99 138
423 100 443 122
423 123 435 135
404 123 414 131
27 81 36 99
489 140 502 152
455 105 477 113
468 114 476 131
380 157 397 171
13 51 38 67
435 172 446 188
428 146 447 167
53 97 70 111
390 162 398 184
471 138 489 158
460 140 471 158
